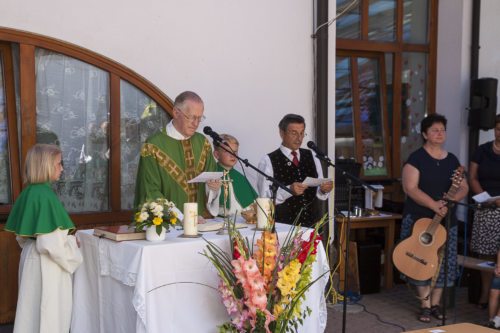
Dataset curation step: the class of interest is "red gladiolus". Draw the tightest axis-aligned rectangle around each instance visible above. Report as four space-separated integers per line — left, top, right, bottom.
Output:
233 240 241 259
297 232 322 263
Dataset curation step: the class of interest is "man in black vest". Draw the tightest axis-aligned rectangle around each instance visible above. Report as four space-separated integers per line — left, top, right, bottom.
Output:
256 114 333 226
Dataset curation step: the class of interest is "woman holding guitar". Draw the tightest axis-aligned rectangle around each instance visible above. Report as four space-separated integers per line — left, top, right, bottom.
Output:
397 113 468 323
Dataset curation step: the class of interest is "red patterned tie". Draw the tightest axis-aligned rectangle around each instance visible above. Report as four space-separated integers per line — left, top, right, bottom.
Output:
291 151 299 167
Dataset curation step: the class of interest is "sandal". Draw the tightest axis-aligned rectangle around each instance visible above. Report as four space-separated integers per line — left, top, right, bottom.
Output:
430 305 446 320
418 307 431 323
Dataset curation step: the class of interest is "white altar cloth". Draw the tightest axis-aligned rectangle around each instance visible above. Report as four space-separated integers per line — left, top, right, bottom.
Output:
71 222 329 333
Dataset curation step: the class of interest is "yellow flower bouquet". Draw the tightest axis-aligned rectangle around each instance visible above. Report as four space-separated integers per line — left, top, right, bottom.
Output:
134 198 178 236
203 216 329 333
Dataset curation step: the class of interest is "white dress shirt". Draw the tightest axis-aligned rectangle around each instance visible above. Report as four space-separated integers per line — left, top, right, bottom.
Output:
256 145 329 204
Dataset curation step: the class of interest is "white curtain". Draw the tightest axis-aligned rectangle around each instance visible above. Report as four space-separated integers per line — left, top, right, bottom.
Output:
35 48 110 212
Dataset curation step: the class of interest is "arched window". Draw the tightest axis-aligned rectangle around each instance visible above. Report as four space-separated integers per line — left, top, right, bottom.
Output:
0 28 173 227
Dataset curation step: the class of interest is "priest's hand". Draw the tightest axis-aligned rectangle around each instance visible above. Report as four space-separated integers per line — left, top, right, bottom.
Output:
207 179 221 192
290 182 307 196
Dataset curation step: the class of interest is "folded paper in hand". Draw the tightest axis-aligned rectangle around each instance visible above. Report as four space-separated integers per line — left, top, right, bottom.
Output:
188 172 223 183
302 177 331 187
472 191 500 203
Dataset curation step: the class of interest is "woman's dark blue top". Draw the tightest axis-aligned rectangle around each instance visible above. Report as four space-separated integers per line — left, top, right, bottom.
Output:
471 141 500 196
402 147 460 226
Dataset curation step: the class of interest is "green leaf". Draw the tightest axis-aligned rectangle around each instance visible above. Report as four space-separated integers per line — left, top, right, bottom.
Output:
156 225 163 236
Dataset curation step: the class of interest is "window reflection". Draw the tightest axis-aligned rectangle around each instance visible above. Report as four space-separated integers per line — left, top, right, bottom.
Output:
335 57 356 160
120 80 170 210
368 0 396 41
357 57 387 176
0 56 11 204
403 0 429 43
35 48 110 212
336 0 361 39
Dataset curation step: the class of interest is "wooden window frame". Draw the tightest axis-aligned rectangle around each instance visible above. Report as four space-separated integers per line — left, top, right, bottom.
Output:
336 0 438 185
0 43 21 214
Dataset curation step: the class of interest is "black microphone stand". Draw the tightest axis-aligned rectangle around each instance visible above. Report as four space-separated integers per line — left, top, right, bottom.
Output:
212 140 292 230
310 151 376 333
439 198 493 326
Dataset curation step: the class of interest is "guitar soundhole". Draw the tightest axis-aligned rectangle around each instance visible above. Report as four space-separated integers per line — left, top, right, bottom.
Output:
420 232 433 245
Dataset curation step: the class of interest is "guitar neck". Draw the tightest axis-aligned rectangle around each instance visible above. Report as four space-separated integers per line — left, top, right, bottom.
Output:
431 179 460 226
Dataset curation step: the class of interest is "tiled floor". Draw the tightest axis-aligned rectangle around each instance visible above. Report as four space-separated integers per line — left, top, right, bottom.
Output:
325 284 491 332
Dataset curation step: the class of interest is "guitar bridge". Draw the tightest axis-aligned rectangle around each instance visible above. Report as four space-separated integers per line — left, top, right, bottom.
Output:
405 251 428 265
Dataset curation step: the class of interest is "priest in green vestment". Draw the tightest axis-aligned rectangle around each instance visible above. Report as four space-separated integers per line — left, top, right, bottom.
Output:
213 134 257 217
134 91 221 217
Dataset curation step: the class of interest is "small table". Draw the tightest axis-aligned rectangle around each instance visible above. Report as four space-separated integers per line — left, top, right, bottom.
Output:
405 322 497 332
336 212 401 289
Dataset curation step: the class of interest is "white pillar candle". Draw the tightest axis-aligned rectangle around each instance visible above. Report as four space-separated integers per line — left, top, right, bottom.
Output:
375 189 384 208
183 203 198 236
256 198 271 229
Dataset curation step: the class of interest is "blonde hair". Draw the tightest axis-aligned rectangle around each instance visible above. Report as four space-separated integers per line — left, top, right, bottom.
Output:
24 144 62 184
214 134 239 152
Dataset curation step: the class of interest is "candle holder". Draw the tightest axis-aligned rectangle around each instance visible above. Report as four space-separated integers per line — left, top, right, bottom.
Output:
217 171 233 235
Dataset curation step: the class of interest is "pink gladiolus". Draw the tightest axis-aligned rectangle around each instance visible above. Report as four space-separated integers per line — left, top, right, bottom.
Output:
232 258 245 277
247 276 266 292
243 259 260 276
250 291 267 310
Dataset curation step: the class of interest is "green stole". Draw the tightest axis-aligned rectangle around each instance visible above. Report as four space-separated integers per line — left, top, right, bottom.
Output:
4 183 75 237
216 163 257 210
134 131 216 217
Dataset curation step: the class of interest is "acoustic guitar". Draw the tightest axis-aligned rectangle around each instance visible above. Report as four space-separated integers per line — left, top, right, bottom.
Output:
392 166 465 281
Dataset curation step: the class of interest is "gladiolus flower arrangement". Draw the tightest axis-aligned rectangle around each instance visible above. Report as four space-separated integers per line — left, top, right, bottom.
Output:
134 198 178 236
203 216 328 333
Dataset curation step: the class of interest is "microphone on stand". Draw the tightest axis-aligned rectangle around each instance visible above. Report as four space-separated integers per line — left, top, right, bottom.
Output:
307 141 327 159
203 126 226 144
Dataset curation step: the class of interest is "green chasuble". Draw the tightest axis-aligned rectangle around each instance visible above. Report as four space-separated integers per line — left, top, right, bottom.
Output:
217 163 257 210
134 131 217 217
5 183 75 237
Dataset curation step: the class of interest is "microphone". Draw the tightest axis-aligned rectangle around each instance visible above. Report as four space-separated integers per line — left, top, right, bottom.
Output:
203 126 225 144
307 141 326 158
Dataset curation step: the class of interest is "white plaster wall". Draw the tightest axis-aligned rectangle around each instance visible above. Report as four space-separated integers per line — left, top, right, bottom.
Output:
436 0 471 167
436 0 472 221
0 0 325 185
478 0 500 143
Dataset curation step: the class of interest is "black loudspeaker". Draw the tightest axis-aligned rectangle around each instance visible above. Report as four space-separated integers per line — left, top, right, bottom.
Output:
468 77 498 130
357 242 381 294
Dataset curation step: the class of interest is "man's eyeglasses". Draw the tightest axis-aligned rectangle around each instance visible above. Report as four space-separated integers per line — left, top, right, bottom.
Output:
286 130 307 138
175 107 206 123
428 129 446 134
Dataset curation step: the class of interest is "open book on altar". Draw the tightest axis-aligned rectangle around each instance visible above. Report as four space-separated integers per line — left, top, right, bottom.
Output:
93 225 146 241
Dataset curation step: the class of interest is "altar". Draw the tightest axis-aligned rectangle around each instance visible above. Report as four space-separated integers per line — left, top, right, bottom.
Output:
71 222 330 333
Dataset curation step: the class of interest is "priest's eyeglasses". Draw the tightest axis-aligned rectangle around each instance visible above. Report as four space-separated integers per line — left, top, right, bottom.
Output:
176 107 206 123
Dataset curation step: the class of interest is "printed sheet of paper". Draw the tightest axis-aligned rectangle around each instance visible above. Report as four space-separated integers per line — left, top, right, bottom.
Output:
302 177 331 187
187 172 223 183
472 191 500 203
